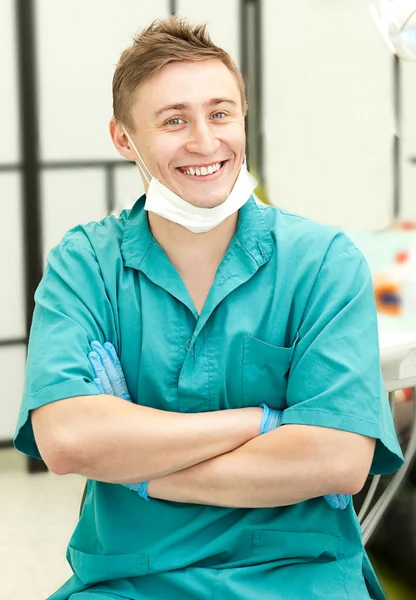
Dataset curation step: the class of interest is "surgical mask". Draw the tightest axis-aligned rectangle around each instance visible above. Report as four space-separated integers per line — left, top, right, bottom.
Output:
122 127 258 234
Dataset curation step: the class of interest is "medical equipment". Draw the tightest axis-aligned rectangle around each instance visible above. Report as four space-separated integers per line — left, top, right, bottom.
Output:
360 328 416 545
371 0 416 61
371 1 416 220
357 10 416 538
373 248 416 322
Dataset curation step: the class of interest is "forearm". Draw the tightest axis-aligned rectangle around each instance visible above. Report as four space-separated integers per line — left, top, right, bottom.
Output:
32 394 262 482
148 425 371 508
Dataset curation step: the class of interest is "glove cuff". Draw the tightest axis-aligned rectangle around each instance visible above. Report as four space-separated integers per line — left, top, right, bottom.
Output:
123 481 150 501
259 403 271 435
139 481 150 501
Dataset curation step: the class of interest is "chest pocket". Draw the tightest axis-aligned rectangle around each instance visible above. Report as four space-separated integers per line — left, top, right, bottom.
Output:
242 335 297 409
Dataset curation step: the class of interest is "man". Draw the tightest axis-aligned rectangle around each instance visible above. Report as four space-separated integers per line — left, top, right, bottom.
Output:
14 17 403 600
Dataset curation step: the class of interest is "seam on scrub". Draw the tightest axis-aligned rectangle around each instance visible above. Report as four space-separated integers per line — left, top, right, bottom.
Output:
133 238 154 270
124 233 154 271
241 334 247 403
235 233 260 267
20 305 45 441
296 249 333 328
283 407 397 443
277 207 310 222
315 248 364 297
29 377 97 399
40 308 97 350
212 569 222 600
61 240 97 258
218 241 239 271
26 304 45 377
30 299 100 366
321 246 361 270
176 310 183 413
218 275 236 287
283 407 382 427
206 327 211 412
256 205 275 251
336 537 350 600
57 241 111 312
256 238 266 260
211 243 241 294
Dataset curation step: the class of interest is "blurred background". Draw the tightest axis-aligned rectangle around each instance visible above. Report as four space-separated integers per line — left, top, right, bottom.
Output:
1 0 416 598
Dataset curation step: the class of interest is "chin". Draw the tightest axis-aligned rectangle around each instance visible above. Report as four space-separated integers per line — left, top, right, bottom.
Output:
184 187 229 209
192 196 226 209
206 195 227 207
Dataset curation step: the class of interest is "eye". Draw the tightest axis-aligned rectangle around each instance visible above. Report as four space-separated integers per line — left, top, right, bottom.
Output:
211 112 226 119
166 117 184 126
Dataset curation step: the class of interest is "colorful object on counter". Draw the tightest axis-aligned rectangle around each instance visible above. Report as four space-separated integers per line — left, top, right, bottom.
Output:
373 273 401 315
373 247 416 320
395 387 413 403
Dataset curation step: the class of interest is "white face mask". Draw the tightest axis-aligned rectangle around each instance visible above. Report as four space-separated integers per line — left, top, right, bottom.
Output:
122 127 258 234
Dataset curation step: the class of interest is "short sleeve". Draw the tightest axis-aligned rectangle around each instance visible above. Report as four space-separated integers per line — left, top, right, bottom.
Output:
281 235 404 475
14 237 116 459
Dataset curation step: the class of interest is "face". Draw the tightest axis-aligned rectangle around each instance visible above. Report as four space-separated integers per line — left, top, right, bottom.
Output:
111 59 246 209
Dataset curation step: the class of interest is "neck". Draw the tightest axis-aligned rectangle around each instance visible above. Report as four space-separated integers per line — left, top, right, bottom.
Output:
147 211 239 272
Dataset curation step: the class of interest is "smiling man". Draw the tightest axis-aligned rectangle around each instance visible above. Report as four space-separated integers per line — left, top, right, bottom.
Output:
123 61 245 210
14 17 403 600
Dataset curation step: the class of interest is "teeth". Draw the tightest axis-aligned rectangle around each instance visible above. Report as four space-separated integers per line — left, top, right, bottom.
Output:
182 162 222 176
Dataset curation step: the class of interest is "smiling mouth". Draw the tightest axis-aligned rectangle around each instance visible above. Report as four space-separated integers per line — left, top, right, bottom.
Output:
177 160 227 179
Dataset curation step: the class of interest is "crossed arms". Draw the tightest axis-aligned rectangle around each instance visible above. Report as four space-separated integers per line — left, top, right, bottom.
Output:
32 382 375 509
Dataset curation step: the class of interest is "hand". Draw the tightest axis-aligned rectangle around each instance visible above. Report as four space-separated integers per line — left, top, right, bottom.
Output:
259 403 351 512
88 340 149 501
88 341 132 401
259 403 282 434
88 345 350 510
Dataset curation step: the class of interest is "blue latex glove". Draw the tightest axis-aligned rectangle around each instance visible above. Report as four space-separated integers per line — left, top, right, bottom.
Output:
259 403 283 434
259 403 351 511
89 341 132 401
88 340 149 501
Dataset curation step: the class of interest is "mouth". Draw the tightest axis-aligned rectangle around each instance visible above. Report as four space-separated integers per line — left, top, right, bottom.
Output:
176 160 228 181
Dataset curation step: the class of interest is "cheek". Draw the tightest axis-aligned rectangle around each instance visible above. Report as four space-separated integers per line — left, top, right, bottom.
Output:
222 127 245 156
152 138 182 175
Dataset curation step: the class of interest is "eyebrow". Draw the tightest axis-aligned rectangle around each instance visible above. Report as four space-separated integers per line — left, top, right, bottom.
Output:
153 97 238 118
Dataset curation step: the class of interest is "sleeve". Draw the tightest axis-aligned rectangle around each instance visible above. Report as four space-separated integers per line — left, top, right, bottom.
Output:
13 237 117 459
281 235 404 475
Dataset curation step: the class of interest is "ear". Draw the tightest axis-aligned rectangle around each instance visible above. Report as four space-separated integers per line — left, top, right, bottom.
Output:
109 119 137 162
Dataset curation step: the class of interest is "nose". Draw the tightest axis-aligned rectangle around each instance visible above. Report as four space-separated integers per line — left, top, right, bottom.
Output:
185 119 221 156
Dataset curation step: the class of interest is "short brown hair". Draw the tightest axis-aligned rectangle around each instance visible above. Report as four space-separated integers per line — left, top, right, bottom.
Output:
112 16 247 131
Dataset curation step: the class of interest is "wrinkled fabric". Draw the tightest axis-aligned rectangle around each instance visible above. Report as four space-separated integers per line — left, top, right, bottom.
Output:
14 196 402 599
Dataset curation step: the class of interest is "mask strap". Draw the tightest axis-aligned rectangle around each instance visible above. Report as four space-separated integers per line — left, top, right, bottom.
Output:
136 157 152 186
122 126 152 185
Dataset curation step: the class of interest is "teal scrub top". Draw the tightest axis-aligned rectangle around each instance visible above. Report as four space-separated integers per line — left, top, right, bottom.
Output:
14 195 404 600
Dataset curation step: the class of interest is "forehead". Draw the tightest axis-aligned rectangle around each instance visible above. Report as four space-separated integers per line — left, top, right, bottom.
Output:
135 59 241 113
